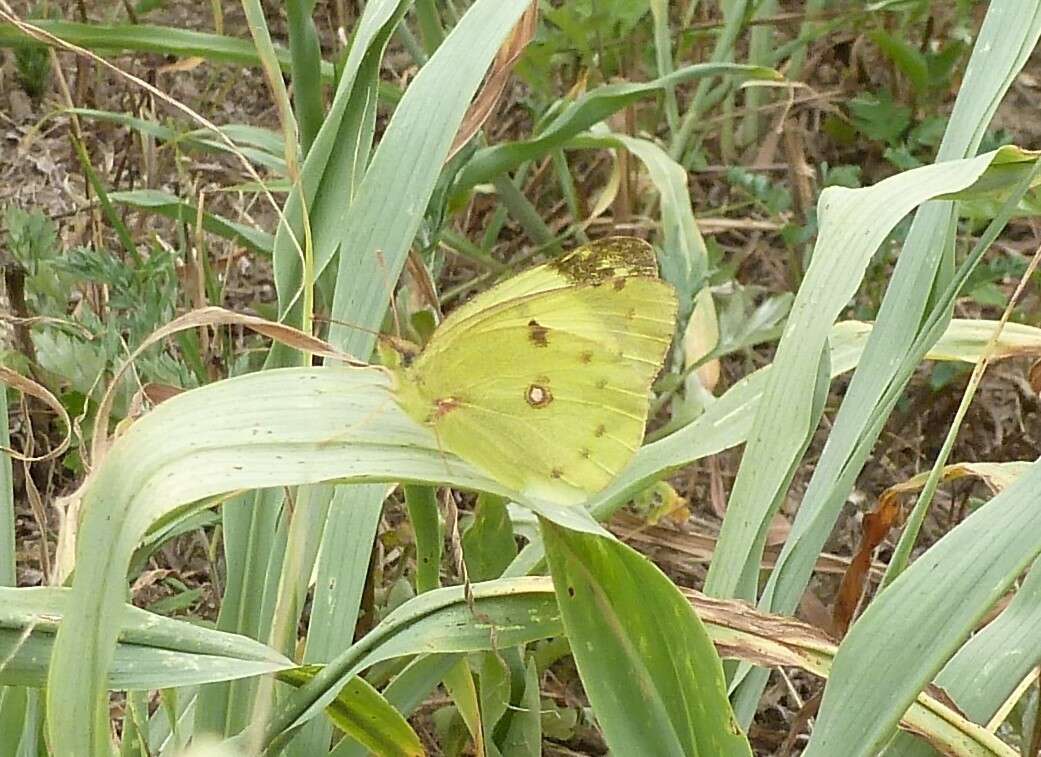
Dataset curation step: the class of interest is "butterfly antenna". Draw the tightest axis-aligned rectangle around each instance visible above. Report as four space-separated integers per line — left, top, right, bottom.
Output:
313 314 383 340
374 249 404 338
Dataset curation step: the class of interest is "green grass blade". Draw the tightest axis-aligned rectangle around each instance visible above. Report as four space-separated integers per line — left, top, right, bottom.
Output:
330 655 461 757
0 687 29 756
649 0 679 134
286 0 324 155
741 0 1041 717
736 0 778 147
0 19 334 79
240 0 301 179
0 387 13 586
454 64 779 196
290 486 385 756
70 135 139 264
0 386 21 757
278 667 423 757
1 587 294 689
108 189 273 254
669 0 753 161
806 459 1041 755
413 0 444 53
325 0 537 356
704 148 1038 604
500 658 541 756
65 108 287 172
542 521 751 756
886 557 1041 756
267 486 335 659
405 485 441 594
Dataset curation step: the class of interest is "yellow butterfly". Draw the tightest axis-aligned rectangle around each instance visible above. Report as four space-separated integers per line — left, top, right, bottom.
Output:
381 237 677 505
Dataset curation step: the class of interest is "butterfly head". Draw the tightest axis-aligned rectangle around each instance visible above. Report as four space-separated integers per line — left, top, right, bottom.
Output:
377 334 422 371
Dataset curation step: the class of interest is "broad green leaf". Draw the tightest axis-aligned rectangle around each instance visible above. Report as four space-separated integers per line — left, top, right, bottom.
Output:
542 521 750 757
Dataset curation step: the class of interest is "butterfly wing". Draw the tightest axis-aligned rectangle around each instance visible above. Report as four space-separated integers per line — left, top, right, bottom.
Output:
433 236 664 338
396 237 677 504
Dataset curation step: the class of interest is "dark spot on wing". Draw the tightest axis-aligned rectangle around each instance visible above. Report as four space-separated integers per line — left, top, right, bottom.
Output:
579 447 591 459
595 378 607 389
626 307 637 320
613 277 626 291
528 319 550 347
550 467 563 479
433 396 462 419
526 384 553 408
594 424 606 438
579 350 594 364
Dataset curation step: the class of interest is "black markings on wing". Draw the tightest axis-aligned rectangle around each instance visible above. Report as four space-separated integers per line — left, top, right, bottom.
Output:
424 279 675 364
527 319 550 347
525 383 553 407
551 237 659 284
453 376 645 441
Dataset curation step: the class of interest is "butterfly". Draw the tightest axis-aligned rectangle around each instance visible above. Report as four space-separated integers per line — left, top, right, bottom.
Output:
380 237 677 505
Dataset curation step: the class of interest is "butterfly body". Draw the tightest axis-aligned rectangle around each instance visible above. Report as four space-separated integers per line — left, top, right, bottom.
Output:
383 237 677 505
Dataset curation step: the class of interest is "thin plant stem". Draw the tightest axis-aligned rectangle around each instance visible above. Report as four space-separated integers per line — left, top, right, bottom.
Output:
882 239 1041 589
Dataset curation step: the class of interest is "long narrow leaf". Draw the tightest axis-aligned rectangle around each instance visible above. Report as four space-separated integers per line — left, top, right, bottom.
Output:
748 1 1041 718
453 64 779 196
705 146 1040 603
109 189 273 254
542 521 751 756
807 459 1041 754
0 20 334 78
